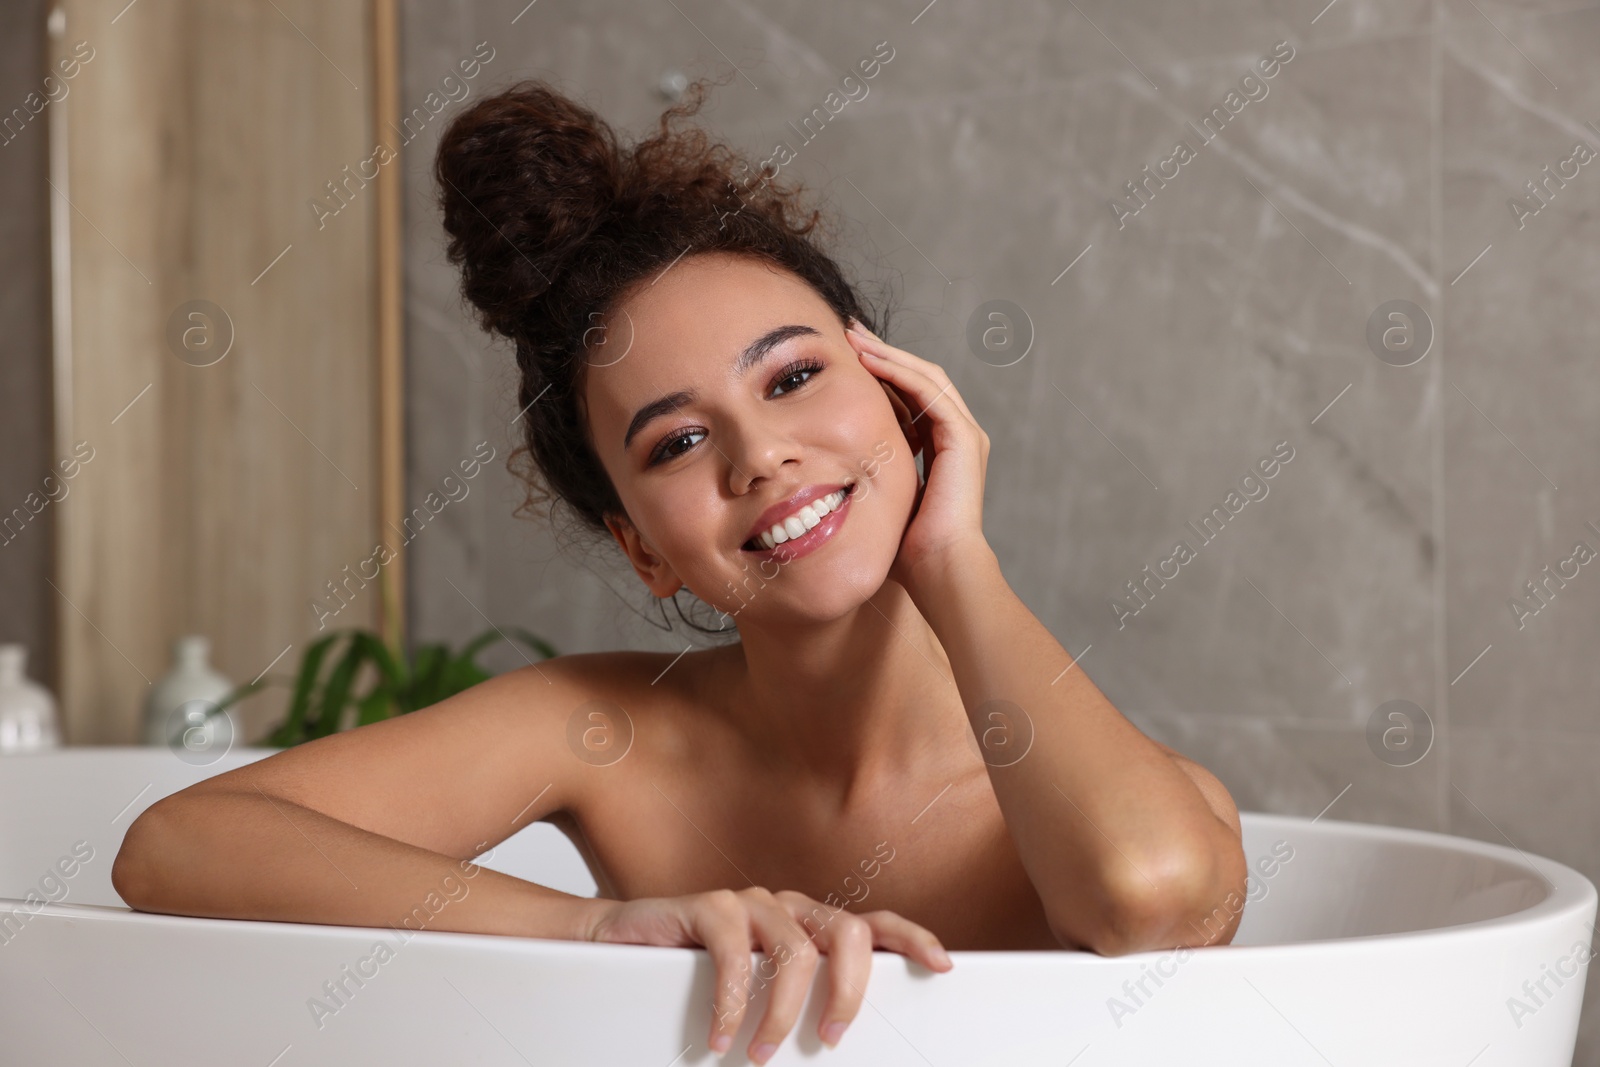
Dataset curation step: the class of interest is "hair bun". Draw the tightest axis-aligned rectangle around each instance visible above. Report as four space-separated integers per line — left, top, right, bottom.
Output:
434 81 624 342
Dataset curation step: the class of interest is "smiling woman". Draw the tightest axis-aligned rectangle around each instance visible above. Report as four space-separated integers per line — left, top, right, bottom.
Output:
113 76 1246 1067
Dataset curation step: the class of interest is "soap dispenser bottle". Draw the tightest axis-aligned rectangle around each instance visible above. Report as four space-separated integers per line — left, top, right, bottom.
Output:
0 643 61 753
144 635 235 750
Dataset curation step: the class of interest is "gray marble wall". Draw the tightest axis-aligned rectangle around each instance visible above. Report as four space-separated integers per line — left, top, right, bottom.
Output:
400 1 1600 1057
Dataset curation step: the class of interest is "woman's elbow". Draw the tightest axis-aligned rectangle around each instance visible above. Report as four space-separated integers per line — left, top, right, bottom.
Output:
1060 831 1249 955
111 801 177 909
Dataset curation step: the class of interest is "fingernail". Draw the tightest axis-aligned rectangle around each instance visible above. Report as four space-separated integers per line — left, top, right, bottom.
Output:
710 1033 732 1054
751 1041 778 1063
934 947 953 968
821 1021 847 1047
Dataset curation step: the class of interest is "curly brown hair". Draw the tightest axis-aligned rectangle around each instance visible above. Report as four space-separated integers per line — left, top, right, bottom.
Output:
433 76 890 565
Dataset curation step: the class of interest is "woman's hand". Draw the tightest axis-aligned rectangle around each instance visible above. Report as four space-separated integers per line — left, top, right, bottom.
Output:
584 887 952 1063
845 318 992 598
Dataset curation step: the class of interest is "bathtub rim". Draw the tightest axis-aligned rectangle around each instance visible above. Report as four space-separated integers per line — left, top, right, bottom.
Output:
3 747 1592 945
5 797 1592 964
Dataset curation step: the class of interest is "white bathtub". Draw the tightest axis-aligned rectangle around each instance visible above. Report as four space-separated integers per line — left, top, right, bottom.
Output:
1 747 1593 1066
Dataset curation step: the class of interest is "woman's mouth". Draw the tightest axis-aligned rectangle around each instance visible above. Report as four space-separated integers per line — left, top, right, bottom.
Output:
740 482 856 562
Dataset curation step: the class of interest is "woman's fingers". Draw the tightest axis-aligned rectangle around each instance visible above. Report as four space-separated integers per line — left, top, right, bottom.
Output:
846 331 977 450
860 909 955 973
846 322 928 463
594 891 953 1061
689 890 760 1053
846 319 980 428
740 890 821 1064
679 888 952 1060
848 341 965 489
782 898 873 1047
853 323 992 477
875 377 926 463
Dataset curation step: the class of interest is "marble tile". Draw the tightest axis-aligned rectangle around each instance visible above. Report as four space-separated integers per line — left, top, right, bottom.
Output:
1129 709 1445 831
1440 2 1600 732
1076 0 1434 65
721 0 1433 113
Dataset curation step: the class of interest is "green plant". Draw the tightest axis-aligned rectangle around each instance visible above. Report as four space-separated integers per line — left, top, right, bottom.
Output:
249 625 558 748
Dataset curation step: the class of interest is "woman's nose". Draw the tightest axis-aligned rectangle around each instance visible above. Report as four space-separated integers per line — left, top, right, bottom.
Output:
724 419 802 493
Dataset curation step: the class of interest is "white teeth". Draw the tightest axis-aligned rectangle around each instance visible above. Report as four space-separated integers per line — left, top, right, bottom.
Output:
752 488 850 550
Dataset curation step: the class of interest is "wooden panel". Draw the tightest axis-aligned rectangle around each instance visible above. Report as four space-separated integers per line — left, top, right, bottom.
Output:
0 0 56 682
54 0 384 743
374 0 406 650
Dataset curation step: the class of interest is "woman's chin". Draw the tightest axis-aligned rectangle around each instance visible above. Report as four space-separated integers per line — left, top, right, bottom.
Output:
712 552 901 628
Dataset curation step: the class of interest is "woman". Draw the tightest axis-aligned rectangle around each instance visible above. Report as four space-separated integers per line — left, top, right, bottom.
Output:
113 78 1246 1064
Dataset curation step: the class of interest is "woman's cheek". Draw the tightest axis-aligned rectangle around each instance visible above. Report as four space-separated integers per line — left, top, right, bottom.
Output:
653 489 724 581
852 434 918 553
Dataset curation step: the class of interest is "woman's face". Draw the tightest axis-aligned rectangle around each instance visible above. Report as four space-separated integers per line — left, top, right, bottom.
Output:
583 253 919 625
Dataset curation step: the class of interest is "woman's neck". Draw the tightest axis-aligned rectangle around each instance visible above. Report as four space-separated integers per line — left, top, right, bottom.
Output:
711 578 969 811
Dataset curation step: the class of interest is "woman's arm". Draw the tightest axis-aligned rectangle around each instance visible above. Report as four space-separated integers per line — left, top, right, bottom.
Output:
907 546 1247 954
844 319 1247 956
112 657 610 941
114 787 605 938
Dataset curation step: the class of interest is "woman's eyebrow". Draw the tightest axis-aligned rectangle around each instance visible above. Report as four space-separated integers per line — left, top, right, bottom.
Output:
622 323 822 450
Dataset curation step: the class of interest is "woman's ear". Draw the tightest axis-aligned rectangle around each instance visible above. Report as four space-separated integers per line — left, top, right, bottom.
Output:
603 511 683 599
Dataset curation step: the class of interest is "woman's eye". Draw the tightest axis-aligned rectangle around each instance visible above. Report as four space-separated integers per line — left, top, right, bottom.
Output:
650 429 705 465
771 364 821 397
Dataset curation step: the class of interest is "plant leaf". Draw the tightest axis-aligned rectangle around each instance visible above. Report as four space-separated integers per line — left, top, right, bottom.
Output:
308 637 368 741
260 622 559 744
267 633 343 747
437 627 502 700
407 644 450 712
355 686 391 727
359 631 407 693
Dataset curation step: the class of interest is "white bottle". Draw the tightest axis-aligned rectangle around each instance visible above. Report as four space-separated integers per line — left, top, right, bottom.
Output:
0 644 61 753
144 635 235 751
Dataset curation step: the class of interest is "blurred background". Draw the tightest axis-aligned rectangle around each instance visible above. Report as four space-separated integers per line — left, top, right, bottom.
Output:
1 0 1597 1054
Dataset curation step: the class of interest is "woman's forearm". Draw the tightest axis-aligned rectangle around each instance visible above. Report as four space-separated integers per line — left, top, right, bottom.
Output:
905 542 1247 955
112 789 606 942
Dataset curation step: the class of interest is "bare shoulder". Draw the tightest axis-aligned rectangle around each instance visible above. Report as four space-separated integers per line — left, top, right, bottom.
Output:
527 645 732 747
162 650 681 862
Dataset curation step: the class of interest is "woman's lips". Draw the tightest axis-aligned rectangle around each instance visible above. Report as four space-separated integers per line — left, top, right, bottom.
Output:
740 483 855 563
